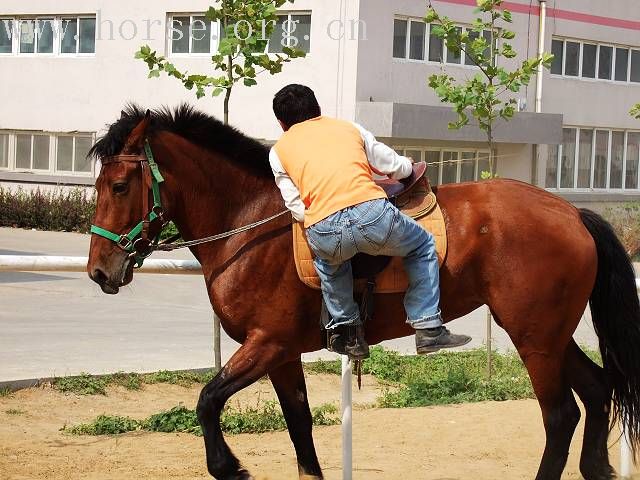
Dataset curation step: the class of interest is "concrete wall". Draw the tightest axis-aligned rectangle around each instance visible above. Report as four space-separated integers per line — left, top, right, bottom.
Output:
542 0 640 130
0 0 361 142
355 0 539 110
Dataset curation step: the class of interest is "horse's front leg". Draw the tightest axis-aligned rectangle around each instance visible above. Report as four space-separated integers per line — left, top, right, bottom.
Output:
196 335 286 480
269 358 323 479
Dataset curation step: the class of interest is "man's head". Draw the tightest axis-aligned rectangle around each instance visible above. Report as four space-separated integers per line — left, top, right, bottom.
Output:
273 84 321 131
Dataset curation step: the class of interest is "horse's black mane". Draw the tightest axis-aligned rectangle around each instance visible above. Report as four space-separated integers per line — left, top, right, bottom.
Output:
89 104 273 178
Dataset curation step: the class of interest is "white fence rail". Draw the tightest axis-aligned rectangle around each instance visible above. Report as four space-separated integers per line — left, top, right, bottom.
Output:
0 255 202 275
1 255 638 478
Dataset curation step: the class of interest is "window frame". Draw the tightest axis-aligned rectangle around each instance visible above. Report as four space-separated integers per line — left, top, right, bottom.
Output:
392 16 492 69
59 16 97 57
391 146 491 184
551 37 640 85
0 130 95 177
168 14 220 57
546 127 640 192
266 11 312 54
0 16 96 57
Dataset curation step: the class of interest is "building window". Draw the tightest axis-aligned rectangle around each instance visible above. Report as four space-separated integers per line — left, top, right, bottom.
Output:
0 16 96 56
56 135 93 173
551 37 640 83
15 134 50 171
170 15 219 55
0 134 9 168
626 133 640 190
409 20 426 61
393 19 407 59
546 127 640 191
550 39 563 75
268 13 311 53
632 50 640 83
0 131 94 175
61 17 96 54
394 147 490 184
393 17 489 67
169 12 311 56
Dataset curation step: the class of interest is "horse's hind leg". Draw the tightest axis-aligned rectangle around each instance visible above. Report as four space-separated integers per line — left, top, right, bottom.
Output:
521 348 581 480
197 336 286 480
269 358 323 479
565 340 615 480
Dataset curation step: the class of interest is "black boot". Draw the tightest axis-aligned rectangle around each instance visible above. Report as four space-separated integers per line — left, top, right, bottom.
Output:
415 326 472 354
328 324 370 360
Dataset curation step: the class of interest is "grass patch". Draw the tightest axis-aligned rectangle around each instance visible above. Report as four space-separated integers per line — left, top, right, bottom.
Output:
304 359 342 375
65 402 339 437
53 373 108 395
143 369 214 387
51 369 217 395
5 409 25 415
65 414 141 435
0 387 12 397
305 346 602 409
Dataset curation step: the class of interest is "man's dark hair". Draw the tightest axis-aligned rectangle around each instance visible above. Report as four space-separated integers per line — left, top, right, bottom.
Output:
273 84 321 128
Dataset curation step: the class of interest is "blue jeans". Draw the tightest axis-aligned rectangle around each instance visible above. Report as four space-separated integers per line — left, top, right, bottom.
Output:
306 198 442 330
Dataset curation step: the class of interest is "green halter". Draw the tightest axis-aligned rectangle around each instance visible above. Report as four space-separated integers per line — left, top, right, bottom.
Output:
90 140 165 267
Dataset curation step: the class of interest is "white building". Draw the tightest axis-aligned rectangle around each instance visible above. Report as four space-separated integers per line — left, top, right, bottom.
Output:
1 0 639 208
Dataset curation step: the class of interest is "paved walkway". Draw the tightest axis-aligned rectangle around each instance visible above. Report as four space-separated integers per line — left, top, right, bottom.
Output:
0 228 601 382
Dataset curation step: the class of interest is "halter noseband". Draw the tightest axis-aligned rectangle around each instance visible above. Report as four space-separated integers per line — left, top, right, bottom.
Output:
90 140 166 267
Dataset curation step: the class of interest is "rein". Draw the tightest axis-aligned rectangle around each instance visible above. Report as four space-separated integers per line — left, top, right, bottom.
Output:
91 140 289 267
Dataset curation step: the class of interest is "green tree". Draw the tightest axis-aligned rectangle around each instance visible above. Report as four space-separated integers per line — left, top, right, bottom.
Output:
632 104 640 119
426 0 553 177
135 0 306 125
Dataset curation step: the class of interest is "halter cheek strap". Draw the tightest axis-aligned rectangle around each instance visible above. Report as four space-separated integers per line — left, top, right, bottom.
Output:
90 140 166 267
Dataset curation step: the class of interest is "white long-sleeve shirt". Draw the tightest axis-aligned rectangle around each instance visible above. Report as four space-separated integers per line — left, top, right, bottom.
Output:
269 122 413 222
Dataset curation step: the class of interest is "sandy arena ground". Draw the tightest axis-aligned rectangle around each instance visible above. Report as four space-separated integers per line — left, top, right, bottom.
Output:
0 373 636 480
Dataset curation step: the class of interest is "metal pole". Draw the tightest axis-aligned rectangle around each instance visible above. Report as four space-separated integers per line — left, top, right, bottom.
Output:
486 306 493 379
341 355 352 480
621 424 632 479
213 312 222 372
0 255 202 274
535 0 547 114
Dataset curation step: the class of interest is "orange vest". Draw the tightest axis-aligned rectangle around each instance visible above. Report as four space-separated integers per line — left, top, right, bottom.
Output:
274 116 386 227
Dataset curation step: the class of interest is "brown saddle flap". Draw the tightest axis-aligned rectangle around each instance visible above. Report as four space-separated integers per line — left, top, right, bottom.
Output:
375 161 427 198
292 179 448 294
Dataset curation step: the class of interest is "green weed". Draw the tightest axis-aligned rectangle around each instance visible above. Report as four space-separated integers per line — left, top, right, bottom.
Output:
53 373 107 395
65 414 141 435
66 402 339 437
5 409 24 415
0 387 12 397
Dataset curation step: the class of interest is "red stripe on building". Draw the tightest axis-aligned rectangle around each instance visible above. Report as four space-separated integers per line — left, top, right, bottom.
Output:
433 0 640 31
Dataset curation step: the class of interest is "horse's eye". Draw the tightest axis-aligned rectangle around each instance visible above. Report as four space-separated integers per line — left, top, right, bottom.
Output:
112 182 128 195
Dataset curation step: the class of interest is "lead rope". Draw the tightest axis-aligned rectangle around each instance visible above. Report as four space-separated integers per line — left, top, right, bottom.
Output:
155 210 290 252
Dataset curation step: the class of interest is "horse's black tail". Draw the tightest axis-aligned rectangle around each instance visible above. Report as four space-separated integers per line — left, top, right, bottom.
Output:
580 208 640 457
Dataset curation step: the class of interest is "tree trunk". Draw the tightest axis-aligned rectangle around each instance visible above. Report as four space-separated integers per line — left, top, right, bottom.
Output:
223 54 233 126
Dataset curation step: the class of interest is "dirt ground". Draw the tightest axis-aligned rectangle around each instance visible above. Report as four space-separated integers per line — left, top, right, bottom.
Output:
0 373 635 480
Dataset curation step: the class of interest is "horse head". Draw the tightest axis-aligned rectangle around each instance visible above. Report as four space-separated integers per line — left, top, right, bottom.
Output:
87 110 165 294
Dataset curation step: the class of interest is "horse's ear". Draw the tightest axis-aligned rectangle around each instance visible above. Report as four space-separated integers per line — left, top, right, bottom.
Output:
122 111 151 154
120 110 127 119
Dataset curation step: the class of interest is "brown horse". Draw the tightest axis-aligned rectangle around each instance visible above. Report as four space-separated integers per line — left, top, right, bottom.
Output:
87 105 640 480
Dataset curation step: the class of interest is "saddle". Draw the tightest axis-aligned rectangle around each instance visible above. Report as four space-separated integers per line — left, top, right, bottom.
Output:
292 161 448 294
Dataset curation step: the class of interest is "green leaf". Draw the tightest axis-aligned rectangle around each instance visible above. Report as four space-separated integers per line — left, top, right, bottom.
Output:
243 78 258 87
148 70 160 78
631 104 640 119
502 10 513 23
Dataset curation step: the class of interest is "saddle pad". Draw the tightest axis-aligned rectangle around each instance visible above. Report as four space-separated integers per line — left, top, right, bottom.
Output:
292 195 448 294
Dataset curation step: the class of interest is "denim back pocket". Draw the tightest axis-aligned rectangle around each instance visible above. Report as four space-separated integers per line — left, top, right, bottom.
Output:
355 200 397 252
306 224 341 260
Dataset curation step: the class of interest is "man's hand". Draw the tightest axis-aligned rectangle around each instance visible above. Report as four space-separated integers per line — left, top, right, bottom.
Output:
400 161 426 186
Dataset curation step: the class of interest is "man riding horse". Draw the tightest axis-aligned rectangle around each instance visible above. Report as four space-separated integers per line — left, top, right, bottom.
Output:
269 84 471 359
